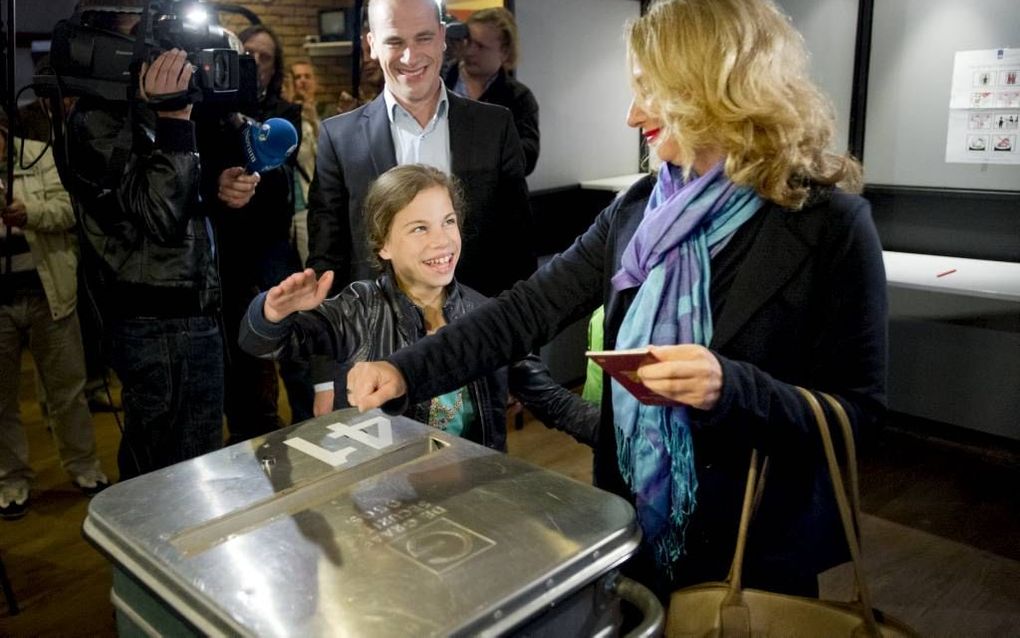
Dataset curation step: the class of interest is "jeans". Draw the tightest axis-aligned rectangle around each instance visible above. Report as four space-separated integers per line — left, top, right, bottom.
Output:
108 316 224 480
0 293 101 489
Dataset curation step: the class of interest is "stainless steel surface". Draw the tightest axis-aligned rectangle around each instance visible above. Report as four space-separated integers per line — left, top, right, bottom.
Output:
85 409 639 637
614 577 665 638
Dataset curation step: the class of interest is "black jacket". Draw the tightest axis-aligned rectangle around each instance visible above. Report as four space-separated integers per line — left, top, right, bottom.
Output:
445 67 540 176
199 94 302 274
385 174 888 591
66 99 219 318
239 274 598 451
306 90 535 298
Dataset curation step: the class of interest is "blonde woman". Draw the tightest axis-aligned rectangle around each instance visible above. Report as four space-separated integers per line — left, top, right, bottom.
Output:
348 0 887 601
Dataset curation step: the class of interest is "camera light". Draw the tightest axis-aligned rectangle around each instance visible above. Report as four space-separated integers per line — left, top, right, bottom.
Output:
184 6 209 26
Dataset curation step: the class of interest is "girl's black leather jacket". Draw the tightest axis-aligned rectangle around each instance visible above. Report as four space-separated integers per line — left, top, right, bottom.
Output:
239 274 599 450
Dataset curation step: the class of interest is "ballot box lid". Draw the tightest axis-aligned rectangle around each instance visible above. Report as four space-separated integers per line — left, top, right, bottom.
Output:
85 410 640 637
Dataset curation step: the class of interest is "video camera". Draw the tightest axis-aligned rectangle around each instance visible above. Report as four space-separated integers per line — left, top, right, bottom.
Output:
37 0 257 111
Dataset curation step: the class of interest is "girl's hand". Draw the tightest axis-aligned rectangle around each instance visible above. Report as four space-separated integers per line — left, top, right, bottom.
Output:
264 269 333 323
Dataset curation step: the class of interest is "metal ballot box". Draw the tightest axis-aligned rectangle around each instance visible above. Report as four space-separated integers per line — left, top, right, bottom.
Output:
84 410 660 637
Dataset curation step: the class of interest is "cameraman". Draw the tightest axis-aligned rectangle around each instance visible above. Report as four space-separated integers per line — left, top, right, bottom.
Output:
66 5 257 480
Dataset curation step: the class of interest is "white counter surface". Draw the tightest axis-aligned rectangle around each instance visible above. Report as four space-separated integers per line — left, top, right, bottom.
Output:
578 173 648 193
882 251 1020 302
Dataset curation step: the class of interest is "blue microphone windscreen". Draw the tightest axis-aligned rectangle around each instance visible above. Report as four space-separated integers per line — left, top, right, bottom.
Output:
244 117 299 173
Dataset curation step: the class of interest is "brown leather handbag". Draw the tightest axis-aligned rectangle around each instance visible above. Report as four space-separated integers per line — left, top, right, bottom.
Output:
665 388 920 637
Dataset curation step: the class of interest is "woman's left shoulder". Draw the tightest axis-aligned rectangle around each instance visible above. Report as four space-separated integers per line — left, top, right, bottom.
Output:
780 187 873 236
801 186 870 217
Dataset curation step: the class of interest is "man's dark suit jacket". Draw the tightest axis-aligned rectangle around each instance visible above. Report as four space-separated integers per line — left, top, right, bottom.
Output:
306 90 536 298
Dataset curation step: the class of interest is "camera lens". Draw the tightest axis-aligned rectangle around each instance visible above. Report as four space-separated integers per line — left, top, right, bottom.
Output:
213 53 229 89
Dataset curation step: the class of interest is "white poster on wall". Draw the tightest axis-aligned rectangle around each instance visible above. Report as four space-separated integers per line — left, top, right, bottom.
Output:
945 48 1020 164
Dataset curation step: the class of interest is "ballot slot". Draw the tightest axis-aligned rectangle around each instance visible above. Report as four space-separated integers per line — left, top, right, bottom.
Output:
170 433 451 557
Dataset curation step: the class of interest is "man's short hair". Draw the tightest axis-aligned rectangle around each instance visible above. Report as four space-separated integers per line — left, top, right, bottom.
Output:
367 0 442 31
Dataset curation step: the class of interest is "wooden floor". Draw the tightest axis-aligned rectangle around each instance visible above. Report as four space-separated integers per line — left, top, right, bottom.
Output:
1 354 1019 637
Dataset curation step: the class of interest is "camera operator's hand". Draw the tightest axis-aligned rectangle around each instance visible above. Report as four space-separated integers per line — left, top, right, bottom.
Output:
217 167 260 208
1 199 28 228
140 49 193 120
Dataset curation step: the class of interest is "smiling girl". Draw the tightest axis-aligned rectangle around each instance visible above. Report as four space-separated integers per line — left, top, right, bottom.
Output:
239 164 596 448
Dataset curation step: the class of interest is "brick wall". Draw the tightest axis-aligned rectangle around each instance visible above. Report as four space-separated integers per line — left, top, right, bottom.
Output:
212 0 356 115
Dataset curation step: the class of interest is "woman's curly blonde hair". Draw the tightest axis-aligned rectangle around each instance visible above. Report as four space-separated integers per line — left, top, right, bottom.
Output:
627 0 862 209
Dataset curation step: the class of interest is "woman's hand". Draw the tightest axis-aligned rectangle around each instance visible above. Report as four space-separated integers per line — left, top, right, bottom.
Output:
637 345 723 410
347 361 407 412
313 390 335 417
217 167 260 208
264 269 333 323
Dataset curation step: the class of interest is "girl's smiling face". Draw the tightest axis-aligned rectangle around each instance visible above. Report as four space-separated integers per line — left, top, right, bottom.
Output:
378 185 461 302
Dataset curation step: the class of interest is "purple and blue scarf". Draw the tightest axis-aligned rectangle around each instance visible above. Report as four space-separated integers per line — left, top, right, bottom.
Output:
611 162 761 567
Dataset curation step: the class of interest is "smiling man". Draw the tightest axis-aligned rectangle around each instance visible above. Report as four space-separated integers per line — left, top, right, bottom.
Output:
308 0 534 296
305 0 536 414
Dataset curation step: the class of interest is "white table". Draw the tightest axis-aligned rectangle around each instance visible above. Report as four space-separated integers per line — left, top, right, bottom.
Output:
579 173 647 193
882 251 1020 303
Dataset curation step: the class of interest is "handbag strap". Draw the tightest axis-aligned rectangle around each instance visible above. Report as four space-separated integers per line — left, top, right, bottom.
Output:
724 448 762 592
819 392 863 536
721 388 882 635
797 387 881 635
818 391 863 598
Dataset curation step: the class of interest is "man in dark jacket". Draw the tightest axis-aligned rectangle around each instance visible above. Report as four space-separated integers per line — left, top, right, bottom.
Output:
307 0 536 299
66 6 257 479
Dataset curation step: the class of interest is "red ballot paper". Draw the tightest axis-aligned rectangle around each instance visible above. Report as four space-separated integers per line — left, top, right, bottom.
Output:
585 347 675 405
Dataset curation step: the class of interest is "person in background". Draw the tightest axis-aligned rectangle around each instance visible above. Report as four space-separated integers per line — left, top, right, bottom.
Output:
291 59 331 121
445 7 540 176
15 57 118 412
347 0 887 602
0 116 110 519
336 8 386 115
205 24 313 433
438 16 468 81
289 59 321 266
241 164 596 448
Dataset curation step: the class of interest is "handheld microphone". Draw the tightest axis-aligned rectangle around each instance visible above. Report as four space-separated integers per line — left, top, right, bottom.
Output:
241 117 299 174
